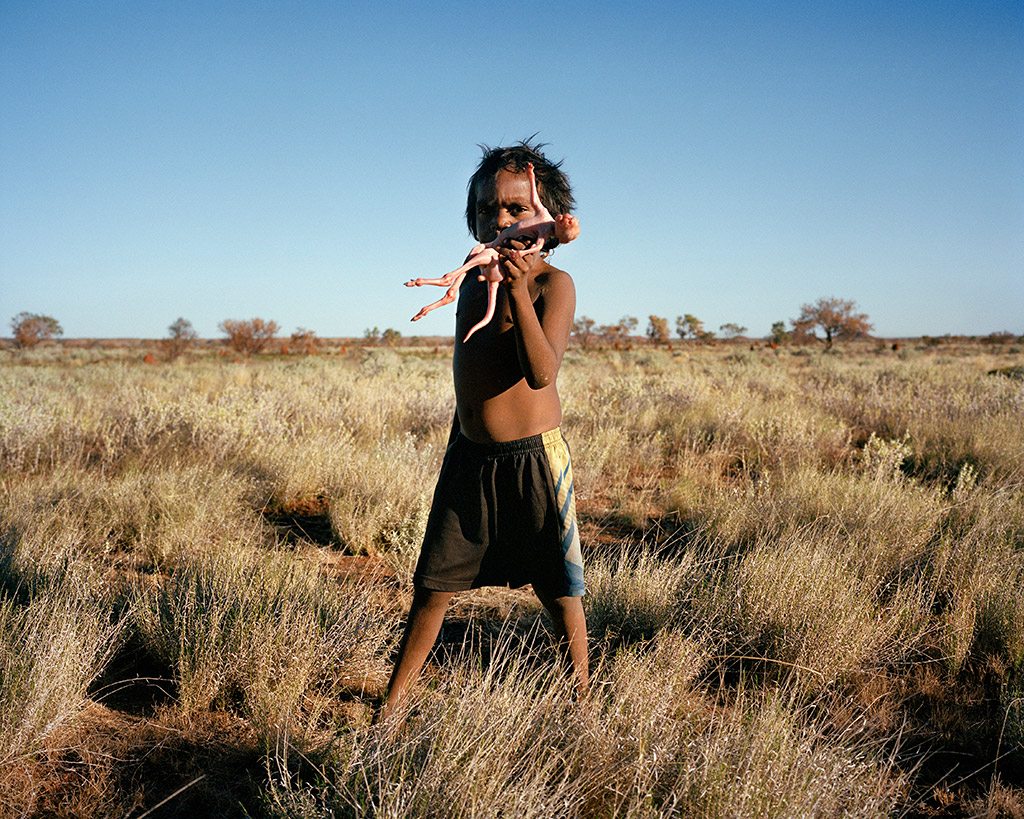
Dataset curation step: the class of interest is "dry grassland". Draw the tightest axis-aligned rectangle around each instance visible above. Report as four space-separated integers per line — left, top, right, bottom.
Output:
1 340 1022 817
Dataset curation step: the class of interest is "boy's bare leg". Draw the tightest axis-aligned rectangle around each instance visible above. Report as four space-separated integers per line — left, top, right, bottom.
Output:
534 587 589 696
379 587 454 722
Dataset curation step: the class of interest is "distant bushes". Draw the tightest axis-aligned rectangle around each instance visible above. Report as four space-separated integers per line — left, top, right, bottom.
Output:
218 317 279 355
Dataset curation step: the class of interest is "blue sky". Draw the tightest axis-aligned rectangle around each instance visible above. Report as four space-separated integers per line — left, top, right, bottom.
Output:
2 1 1021 340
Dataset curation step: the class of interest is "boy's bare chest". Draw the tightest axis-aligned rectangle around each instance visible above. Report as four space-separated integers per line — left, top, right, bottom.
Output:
453 278 539 379
456 277 539 341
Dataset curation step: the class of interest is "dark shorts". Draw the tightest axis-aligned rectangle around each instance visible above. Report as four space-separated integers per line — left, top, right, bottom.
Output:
413 428 585 597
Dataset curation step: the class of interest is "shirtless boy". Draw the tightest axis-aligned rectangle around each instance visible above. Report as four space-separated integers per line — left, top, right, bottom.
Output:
381 142 587 719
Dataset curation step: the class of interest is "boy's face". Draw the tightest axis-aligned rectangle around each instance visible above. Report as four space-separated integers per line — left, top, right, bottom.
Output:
473 169 538 244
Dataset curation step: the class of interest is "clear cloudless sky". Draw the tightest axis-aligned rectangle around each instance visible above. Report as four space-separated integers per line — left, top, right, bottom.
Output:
2 0 1022 340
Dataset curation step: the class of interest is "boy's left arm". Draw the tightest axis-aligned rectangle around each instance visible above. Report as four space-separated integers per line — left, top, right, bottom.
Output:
498 244 575 390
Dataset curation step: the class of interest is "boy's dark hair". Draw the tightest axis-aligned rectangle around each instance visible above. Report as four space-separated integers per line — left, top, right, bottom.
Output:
465 139 576 238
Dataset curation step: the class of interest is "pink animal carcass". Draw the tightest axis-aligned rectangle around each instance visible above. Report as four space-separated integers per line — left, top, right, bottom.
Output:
405 163 580 342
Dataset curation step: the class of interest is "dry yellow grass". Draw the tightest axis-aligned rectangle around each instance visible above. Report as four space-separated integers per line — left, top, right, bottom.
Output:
1 340 1022 815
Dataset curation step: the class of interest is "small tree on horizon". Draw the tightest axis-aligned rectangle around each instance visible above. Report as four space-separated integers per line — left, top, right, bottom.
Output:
595 316 637 347
218 318 279 356
161 317 198 359
597 322 621 345
792 297 873 349
290 327 320 355
572 315 596 349
619 315 638 339
10 312 63 348
647 315 670 345
719 322 748 339
675 314 704 341
769 321 791 345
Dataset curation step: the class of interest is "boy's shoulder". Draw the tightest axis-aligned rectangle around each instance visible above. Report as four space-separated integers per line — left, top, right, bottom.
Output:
531 260 576 330
535 260 575 295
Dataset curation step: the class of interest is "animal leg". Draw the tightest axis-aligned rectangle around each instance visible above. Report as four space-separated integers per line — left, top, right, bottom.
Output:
406 273 456 288
411 271 466 321
406 248 498 289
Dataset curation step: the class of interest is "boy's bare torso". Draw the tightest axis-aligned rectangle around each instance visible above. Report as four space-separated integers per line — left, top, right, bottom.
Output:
453 262 570 443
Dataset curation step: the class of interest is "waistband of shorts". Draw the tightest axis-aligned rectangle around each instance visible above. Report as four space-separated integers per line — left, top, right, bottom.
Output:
457 427 564 457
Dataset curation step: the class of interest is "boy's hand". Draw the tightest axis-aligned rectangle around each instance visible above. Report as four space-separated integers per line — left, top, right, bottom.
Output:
496 237 542 292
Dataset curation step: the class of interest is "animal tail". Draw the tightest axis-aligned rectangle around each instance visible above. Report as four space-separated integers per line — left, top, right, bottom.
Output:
462 280 499 342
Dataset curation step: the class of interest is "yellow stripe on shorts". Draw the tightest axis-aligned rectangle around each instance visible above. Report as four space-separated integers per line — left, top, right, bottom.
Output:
541 428 585 594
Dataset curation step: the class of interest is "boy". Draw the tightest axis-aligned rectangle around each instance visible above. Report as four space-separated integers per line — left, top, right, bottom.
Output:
381 141 587 719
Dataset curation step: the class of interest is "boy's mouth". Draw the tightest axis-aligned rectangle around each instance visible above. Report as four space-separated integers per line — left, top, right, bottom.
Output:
498 233 541 250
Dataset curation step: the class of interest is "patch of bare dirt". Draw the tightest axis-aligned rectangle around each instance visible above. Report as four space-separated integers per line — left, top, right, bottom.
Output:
5 704 264 818
263 494 336 546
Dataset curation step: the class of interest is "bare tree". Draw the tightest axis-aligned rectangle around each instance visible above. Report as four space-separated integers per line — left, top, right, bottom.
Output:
218 318 279 356
10 312 63 348
161 317 198 359
792 297 873 349
619 315 638 339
